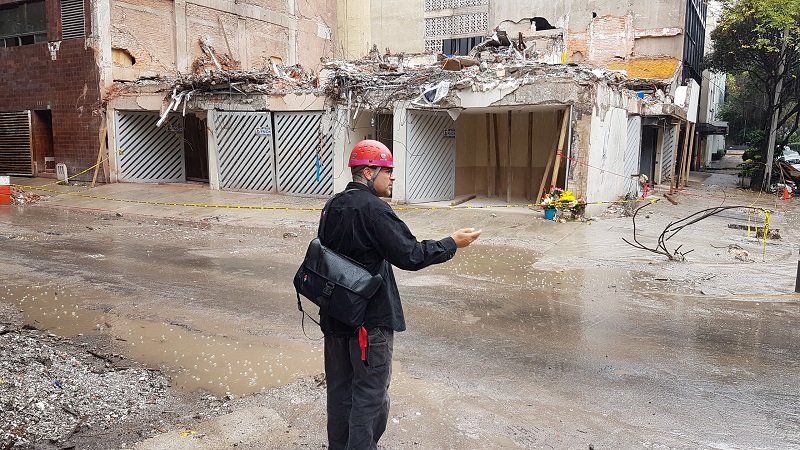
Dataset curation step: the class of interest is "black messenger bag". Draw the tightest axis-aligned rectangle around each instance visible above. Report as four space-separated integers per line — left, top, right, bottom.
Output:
293 238 383 327
293 190 383 327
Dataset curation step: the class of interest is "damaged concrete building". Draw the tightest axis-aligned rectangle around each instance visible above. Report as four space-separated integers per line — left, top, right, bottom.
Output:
0 0 335 186
0 0 715 211
334 0 712 207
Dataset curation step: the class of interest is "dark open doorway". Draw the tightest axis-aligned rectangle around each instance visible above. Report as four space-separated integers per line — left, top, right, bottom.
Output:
375 114 394 151
184 113 209 182
640 126 658 182
31 110 54 176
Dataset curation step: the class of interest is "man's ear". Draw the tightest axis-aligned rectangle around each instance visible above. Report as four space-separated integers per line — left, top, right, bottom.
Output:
362 167 373 181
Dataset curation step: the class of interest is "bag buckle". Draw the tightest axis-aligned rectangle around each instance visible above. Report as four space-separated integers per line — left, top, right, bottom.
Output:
323 281 335 297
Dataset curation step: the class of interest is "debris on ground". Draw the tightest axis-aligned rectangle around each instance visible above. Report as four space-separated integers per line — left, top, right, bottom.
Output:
10 186 45 206
0 321 172 448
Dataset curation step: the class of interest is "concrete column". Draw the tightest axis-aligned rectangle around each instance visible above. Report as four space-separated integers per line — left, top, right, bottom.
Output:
106 105 119 183
91 0 113 99
288 0 297 65
237 17 248 69
332 107 351 194
206 110 221 190
174 0 188 73
392 101 409 204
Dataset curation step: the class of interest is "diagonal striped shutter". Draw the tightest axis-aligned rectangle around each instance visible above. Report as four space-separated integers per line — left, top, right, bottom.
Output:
625 116 641 191
661 124 677 182
213 111 276 192
0 111 33 176
406 111 456 203
274 112 333 197
116 111 185 182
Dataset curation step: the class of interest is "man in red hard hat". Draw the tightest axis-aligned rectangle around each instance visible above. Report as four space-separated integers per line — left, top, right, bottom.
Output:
318 139 481 450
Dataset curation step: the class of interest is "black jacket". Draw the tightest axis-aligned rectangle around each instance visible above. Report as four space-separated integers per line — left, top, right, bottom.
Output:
318 182 457 333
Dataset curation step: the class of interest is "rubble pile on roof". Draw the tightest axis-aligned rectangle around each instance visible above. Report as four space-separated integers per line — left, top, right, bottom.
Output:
170 64 321 97
117 29 679 117
320 48 632 110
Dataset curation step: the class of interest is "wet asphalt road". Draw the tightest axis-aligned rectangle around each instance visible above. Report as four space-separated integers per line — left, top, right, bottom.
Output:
1 202 799 449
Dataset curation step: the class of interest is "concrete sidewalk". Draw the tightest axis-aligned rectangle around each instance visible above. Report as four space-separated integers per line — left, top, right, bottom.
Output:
9 177 333 228
8 176 549 229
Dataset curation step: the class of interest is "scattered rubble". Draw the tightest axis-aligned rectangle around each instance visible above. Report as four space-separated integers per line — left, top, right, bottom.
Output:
10 186 45 206
0 318 173 449
115 30 661 121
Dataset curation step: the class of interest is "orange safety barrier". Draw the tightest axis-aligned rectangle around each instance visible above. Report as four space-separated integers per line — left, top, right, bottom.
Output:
0 185 10 205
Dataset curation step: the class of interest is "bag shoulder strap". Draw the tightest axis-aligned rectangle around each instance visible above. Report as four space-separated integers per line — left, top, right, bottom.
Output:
318 188 360 243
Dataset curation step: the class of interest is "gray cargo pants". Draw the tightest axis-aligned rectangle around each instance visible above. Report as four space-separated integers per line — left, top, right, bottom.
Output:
324 327 394 450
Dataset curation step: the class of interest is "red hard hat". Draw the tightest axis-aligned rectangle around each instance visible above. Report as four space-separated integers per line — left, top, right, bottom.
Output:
348 140 394 168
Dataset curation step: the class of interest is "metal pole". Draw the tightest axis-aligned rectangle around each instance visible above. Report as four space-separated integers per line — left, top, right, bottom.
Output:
795 260 800 293
763 26 789 189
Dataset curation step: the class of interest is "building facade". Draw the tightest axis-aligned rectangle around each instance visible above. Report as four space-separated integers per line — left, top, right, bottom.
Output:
0 0 335 182
332 0 708 208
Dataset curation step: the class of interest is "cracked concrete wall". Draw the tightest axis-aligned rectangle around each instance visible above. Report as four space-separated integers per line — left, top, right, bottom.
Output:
111 0 175 79
337 0 425 58
492 0 685 65
109 0 335 81
369 0 424 56
345 1 686 67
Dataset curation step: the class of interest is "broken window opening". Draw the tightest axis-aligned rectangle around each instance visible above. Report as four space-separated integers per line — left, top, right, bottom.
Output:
0 0 47 48
442 36 484 56
112 48 136 66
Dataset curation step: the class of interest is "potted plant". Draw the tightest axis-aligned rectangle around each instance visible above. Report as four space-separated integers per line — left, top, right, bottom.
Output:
540 187 562 220
559 191 587 220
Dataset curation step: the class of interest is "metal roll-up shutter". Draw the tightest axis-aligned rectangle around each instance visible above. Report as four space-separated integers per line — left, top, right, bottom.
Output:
274 111 333 197
60 0 85 40
115 111 185 182
625 116 642 190
213 111 276 192
406 110 456 203
0 111 33 176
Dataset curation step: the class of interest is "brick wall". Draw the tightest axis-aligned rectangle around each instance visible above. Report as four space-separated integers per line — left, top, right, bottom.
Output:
0 39 104 182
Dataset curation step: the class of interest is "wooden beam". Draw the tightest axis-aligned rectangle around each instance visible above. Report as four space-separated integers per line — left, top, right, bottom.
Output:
486 113 492 197
493 113 501 197
536 109 563 205
678 121 691 189
527 112 534 201
550 106 570 188
507 110 512 204
669 121 683 194
92 115 108 188
682 122 696 187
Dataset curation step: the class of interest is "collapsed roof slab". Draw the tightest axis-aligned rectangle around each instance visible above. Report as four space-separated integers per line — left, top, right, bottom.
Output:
455 79 590 112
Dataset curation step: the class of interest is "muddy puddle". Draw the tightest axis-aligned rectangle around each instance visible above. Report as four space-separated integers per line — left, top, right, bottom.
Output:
429 244 543 286
1 283 322 397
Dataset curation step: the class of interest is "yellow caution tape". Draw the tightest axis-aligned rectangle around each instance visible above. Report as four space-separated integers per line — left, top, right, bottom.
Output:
12 183 663 212
179 430 197 437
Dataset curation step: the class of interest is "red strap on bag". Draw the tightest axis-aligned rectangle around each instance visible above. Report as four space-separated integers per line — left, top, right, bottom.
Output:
359 326 368 362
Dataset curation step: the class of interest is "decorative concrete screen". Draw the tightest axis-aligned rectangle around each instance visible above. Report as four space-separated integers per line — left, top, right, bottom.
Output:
425 0 488 11
115 111 185 183
213 111 276 193
406 110 456 204
425 13 488 38
273 112 334 197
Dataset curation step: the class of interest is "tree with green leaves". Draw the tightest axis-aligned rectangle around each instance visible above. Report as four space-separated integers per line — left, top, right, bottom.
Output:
705 0 800 186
